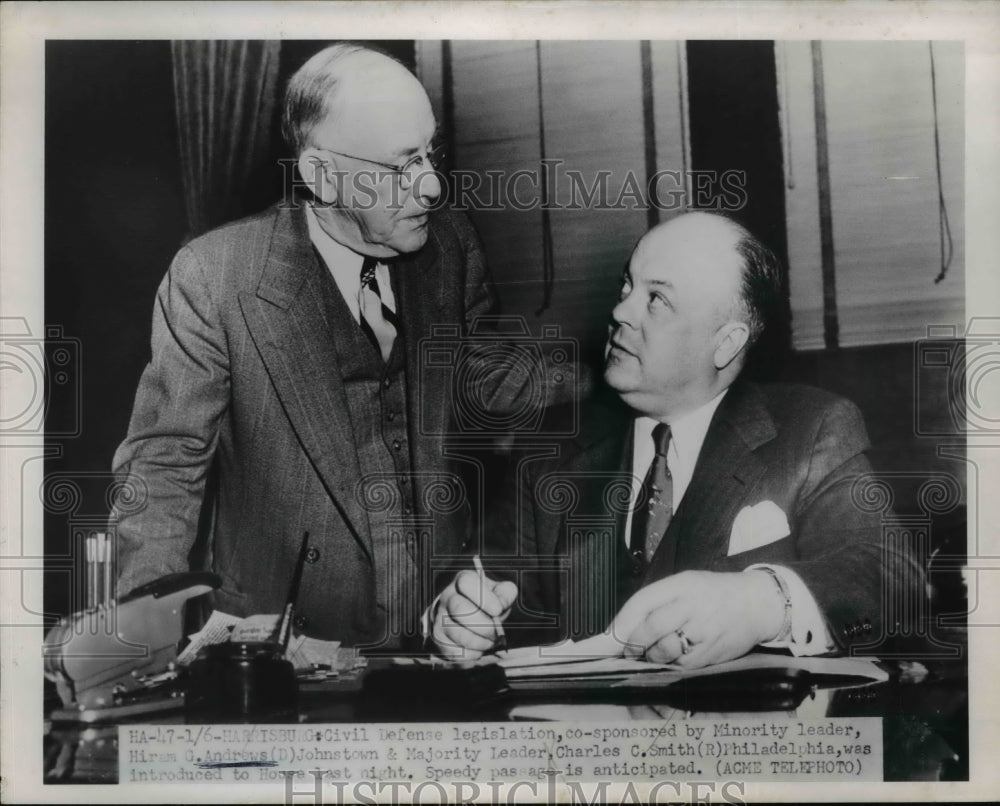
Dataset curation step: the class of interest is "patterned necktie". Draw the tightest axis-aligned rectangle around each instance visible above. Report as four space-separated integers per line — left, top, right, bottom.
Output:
359 257 398 362
631 423 673 564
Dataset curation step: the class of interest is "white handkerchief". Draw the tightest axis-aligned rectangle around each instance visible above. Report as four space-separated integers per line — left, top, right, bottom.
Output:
727 500 791 555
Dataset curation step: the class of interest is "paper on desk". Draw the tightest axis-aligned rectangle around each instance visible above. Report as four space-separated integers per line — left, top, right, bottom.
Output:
176 611 347 671
503 655 664 678
489 637 887 684
230 613 281 643
286 634 342 670
489 634 625 669
176 610 243 665
611 652 888 687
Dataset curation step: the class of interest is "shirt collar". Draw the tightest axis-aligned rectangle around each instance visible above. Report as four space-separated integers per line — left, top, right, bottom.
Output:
635 388 729 467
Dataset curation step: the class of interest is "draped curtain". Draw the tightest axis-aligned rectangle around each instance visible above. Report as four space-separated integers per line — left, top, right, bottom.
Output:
172 40 281 240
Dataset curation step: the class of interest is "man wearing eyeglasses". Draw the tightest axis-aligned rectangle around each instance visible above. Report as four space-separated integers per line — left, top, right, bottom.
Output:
111 43 575 650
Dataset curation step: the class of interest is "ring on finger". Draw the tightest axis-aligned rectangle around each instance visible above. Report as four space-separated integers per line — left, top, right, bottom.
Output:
676 628 692 655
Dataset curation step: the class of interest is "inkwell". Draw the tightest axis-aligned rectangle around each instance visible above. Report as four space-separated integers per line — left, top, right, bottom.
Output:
185 533 311 721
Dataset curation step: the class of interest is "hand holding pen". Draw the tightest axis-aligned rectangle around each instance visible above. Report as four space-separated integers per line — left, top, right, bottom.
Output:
430 556 518 660
473 555 507 652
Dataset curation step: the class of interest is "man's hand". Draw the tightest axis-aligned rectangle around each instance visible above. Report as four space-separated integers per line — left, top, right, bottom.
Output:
431 570 518 661
609 570 784 668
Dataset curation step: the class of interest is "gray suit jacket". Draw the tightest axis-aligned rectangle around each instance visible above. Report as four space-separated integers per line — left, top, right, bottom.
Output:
113 201 534 642
485 382 925 652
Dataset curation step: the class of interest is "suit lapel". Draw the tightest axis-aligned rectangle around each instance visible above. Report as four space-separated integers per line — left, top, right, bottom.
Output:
393 226 452 550
547 398 634 633
647 382 777 578
237 202 372 557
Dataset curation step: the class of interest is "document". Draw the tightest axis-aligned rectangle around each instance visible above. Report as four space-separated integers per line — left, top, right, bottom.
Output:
485 637 887 685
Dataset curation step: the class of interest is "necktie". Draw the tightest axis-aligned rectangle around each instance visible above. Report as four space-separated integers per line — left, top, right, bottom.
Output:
359 258 398 362
631 423 673 564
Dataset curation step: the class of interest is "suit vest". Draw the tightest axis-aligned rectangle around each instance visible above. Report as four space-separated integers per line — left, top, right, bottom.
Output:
314 256 420 650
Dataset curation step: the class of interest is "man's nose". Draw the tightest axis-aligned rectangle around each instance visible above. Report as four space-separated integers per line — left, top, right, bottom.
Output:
410 163 441 203
610 294 636 329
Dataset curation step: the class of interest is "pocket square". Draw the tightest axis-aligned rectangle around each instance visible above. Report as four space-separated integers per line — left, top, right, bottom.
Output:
727 500 791 556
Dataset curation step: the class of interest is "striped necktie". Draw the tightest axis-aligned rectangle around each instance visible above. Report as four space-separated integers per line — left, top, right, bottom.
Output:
359 257 398 362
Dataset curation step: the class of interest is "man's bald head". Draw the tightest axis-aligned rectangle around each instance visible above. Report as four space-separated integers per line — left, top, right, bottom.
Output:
633 212 745 319
604 211 782 420
282 44 427 156
633 212 778 347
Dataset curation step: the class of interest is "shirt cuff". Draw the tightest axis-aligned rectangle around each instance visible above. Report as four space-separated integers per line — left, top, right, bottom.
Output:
421 592 445 643
747 564 834 656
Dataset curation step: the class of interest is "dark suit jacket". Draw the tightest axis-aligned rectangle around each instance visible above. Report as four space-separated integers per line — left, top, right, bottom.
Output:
484 381 924 652
112 201 541 642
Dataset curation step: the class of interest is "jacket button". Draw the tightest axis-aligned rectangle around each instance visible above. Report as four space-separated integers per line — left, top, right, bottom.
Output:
392 439 402 451
293 614 308 630
630 549 645 577
383 378 391 388
305 547 320 564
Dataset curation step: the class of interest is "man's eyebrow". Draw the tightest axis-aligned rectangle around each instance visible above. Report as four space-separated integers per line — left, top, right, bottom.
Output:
392 135 438 160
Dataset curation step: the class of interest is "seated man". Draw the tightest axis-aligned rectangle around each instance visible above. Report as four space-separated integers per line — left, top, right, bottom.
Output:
432 211 924 666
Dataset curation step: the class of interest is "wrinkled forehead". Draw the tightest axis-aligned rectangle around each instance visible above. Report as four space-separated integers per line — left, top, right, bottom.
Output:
631 215 744 301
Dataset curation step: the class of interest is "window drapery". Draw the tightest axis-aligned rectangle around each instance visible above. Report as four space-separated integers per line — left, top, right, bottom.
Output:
172 40 280 240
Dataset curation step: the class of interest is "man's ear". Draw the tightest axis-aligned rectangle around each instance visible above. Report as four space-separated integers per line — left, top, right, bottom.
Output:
297 149 340 205
713 320 750 370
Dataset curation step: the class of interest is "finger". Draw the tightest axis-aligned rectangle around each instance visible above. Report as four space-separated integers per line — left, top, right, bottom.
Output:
442 597 501 643
610 577 684 646
672 633 723 670
439 614 497 653
454 569 505 614
643 631 686 665
624 604 692 658
431 618 484 660
491 580 519 616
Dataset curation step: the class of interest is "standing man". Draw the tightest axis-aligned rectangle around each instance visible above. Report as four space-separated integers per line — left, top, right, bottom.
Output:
112 44 574 649
433 212 923 665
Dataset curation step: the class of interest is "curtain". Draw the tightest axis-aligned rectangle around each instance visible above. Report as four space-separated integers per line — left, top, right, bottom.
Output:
172 40 280 240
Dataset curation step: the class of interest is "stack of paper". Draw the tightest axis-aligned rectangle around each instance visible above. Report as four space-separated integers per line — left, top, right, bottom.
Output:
484 637 887 686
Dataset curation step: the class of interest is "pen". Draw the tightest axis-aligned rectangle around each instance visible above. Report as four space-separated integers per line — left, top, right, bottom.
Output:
85 535 97 611
473 554 506 652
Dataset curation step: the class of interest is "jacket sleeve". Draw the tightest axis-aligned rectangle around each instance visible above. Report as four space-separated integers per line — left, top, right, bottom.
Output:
110 244 230 596
776 398 927 651
448 211 593 424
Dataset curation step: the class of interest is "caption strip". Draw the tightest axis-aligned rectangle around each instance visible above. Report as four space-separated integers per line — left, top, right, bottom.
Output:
120 718 882 784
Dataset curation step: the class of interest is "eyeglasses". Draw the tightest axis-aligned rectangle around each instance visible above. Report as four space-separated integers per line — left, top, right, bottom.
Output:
314 144 447 187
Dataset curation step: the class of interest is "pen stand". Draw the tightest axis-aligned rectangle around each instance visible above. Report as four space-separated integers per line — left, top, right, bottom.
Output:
185 641 298 721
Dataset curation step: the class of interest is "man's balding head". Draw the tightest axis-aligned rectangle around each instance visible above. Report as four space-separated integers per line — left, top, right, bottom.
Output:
283 44 441 258
604 212 781 420
282 44 424 156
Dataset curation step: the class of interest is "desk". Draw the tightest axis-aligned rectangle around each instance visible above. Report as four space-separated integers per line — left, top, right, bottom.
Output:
44 646 966 785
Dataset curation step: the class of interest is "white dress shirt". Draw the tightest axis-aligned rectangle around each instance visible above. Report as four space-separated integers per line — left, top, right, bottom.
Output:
629 391 833 655
306 204 396 321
